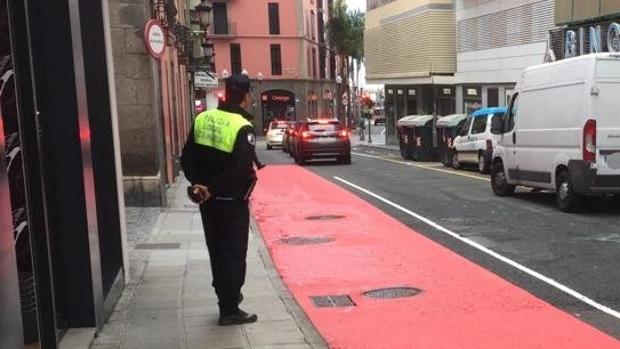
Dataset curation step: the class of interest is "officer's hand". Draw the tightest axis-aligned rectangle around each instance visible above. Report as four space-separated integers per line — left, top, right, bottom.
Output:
192 184 211 203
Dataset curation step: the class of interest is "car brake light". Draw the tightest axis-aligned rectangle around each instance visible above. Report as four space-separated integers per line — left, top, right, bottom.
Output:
302 131 310 138
486 139 492 151
339 130 348 137
583 119 596 162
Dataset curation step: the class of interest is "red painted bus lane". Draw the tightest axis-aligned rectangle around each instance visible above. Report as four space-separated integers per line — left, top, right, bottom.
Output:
251 165 620 349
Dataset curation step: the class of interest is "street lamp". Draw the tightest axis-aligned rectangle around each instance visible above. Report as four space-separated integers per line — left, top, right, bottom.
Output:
257 72 264 81
241 69 249 77
222 69 229 78
194 0 212 28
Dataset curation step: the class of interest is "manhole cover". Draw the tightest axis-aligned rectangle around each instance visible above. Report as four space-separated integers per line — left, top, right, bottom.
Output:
304 215 346 221
310 295 355 308
363 287 422 299
135 243 181 250
279 236 334 245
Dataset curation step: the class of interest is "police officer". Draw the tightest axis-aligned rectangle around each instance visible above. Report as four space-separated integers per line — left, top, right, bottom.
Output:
181 75 258 326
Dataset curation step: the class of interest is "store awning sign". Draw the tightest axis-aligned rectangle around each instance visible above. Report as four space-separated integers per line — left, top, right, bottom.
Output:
195 71 218 88
144 20 166 59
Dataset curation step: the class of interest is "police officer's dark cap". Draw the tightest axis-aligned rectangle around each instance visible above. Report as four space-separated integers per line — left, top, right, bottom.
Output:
225 75 251 94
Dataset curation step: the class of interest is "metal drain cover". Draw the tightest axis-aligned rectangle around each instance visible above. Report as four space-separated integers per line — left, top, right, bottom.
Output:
280 236 334 245
363 287 422 299
304 215 346 221
310 295 355 308
135 243 181 250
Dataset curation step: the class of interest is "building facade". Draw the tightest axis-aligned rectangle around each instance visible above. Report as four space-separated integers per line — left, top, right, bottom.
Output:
365 0 456 145
551 0 620 61
207 0 337 133
455 0 556 114
2 0 127 347
109 0 194 206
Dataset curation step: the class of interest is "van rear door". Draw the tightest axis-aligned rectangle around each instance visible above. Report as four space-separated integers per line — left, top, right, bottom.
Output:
594 58 620 175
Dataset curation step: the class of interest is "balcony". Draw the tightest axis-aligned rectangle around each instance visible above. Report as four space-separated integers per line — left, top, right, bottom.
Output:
210 22 237 38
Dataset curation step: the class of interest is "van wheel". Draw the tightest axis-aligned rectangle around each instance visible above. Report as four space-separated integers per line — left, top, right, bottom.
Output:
451 152 460 170
478 153 489 174
556 170 582 212
491 161 515 196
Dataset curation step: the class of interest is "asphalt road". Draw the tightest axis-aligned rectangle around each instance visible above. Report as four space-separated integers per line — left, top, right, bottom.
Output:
257 140 620 340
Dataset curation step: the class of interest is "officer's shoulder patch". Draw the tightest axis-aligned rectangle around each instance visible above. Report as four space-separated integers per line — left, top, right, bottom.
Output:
247 133 256 146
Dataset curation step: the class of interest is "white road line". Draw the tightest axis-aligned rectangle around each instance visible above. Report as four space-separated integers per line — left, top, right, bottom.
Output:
352 152 491 182
333 176 620 320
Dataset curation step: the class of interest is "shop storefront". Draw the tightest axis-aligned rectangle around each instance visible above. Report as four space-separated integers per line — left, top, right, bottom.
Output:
384 84 456 145
1 0 127 347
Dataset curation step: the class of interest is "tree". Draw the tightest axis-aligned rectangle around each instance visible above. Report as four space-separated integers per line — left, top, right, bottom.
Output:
327 0 365 126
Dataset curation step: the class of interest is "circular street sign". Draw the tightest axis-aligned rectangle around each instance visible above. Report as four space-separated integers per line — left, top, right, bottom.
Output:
144 20 166 59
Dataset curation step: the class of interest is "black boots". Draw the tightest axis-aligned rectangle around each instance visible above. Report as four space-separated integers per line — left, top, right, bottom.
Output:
218 309 258 326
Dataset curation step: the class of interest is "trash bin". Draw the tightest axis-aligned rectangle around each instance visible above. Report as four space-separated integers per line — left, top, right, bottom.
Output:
436 114 468 167
405 115 439 162
396 115 425 159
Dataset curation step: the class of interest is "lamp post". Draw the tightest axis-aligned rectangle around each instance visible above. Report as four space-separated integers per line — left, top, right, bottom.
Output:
222 69 230 79
336 75 343 125
256 72 265 128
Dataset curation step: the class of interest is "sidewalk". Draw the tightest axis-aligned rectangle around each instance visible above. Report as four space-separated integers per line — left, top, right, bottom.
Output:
350 132 398 151
92 178 327 349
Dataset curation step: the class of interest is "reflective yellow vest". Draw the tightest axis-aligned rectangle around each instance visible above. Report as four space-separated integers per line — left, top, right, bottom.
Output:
193 109 253 153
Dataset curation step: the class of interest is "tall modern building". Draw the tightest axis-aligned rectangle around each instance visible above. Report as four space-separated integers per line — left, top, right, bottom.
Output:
364 0 457 145
551 0 620 60
207 0 337 133
455 0 556 114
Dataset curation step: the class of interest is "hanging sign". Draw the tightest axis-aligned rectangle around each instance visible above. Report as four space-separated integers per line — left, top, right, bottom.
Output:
194 71 218 88
144 20 166 59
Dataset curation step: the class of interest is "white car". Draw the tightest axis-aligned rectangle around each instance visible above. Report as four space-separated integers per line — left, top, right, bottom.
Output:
490 53 620 212
266 120 290 150
452 107 506 173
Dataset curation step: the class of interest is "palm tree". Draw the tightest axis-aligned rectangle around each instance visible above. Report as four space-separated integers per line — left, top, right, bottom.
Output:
327 0 365 126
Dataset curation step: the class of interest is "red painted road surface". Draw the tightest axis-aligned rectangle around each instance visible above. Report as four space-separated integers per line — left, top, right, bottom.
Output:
251 165 620 349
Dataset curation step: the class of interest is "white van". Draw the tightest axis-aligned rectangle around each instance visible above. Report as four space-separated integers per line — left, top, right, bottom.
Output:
490 53 620 212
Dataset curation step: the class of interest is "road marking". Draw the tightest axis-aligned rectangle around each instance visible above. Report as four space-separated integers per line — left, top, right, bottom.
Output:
333 176 620 321
352 152 491 182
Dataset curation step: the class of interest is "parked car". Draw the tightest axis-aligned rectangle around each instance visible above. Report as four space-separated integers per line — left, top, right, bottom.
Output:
294 119 351 165
490 53 620 212
288 122 304 157
372 107 386 125
282 122 298 153
451 107 506 173
266 120 290 150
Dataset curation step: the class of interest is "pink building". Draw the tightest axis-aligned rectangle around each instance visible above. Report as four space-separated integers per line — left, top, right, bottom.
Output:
207 0 337 132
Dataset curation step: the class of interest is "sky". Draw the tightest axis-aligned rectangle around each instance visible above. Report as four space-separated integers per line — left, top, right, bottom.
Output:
347 0 366 11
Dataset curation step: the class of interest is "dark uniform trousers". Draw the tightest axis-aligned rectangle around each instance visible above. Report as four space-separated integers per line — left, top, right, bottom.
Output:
199 198 250 315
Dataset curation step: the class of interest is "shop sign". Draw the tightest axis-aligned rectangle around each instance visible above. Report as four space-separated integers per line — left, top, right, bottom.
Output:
272 95 291 102
194 71 218 88
408 89 416 96
564 22 620 58
442 88 452 95
397 89 404 95
144 20 166 59
466 88 479 96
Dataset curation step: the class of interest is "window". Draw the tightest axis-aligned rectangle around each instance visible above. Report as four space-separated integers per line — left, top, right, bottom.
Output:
230 43 242 75
268 3 280 35
506 93 519 132
312 48 317 79
487 88 499 107
310 11 316 40
270 44 282 75
471 116 487 134
459 116 473 136
213 2 229 34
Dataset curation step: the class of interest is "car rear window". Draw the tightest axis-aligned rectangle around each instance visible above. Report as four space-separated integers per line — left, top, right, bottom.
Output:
307 122 341 131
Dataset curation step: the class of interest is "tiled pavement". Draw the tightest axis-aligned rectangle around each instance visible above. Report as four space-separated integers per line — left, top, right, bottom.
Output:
93 179 327 349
